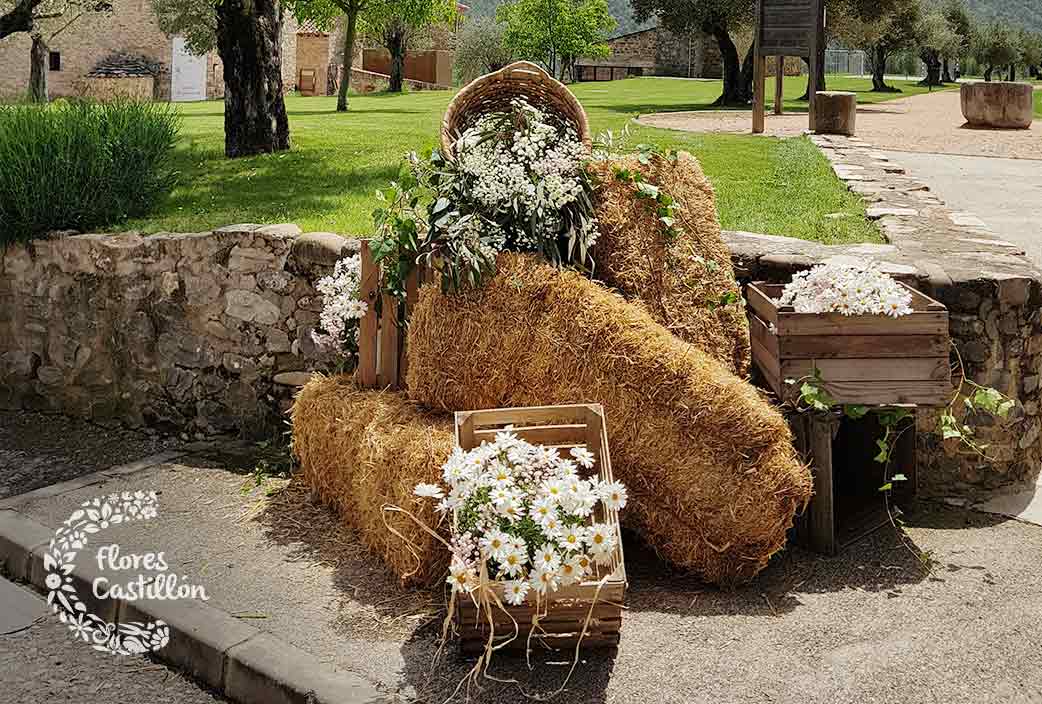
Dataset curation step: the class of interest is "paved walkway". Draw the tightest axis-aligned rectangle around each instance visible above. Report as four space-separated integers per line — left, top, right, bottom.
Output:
638 88 1042 160
2 426 1042 704
883 150 1042 267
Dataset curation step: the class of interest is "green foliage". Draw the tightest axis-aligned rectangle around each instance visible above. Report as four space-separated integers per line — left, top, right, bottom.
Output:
0 100 179 244
454 15 514 84
964 0 1042 35
152 0 217 54
497 0 616 78
972 20 1021 76
465 0 652 36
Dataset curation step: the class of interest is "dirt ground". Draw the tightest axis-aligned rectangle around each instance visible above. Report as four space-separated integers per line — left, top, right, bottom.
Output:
3 433 1040 704
638 89 1042 160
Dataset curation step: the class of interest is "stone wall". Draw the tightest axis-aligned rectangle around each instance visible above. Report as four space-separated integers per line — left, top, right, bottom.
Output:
0 225 357 438
724 133 1042 500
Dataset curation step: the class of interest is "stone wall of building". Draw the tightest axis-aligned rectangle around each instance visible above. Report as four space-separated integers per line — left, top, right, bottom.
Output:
297 34 332 95
0 0 173 100
0 225 357 438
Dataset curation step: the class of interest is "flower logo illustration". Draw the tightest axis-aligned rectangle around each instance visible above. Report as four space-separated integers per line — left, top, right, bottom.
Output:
46 491 170 655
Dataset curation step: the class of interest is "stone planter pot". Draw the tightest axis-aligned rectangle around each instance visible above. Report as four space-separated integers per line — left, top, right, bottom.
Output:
814 91 857 136
960 82 1033 129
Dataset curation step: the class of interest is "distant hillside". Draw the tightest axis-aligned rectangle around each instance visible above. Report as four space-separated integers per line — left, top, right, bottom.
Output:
462 0 654 38
965 0 1042 34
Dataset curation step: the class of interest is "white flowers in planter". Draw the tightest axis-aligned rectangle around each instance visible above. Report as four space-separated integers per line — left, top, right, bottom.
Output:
778 261 913 317
413 429 626 606
312 254 367 363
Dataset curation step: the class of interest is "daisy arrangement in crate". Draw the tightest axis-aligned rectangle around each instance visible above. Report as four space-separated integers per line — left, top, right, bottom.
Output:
413 404 627 656
312 253 367 368
776 260 914 317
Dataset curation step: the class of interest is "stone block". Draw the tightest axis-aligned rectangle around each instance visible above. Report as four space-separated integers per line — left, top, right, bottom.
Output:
225 290 281 326
960 82 1034 129
814 91 857 136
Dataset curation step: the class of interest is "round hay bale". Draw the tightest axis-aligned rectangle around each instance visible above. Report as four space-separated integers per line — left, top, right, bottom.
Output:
291 374 455 585
406 253 811 586
588 151 751 377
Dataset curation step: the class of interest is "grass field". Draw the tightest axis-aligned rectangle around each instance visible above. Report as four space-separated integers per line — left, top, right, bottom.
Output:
123 75 936 244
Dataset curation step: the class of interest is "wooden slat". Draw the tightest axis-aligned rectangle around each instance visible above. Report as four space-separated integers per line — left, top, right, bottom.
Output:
779 333 948 359
774 55 785 114
356 241 379 388
776 311 948 337
749 313 780 359
400 268 419 386
746 283 781 325
752 44 766 134
806 413 837 555
751 336 781 387
473 424 587 447
377 291 400 389
463 404 591 429
780 356 951 383
814 380 953 406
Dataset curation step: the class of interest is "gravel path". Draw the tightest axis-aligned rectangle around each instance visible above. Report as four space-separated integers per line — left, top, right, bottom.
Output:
0 411 184 499
639 89 1042 160
0 577 225 704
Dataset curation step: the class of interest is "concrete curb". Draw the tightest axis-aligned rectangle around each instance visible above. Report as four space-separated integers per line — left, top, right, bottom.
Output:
0 455 392 704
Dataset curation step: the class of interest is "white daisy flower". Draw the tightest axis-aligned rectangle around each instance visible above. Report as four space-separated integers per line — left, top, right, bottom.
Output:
570 447 596 469
540 479 567 502
503 578 530 606
598 480 628 511
568 554 591 581
557 558 581 586
529 497 557 523
558 525 587 552
587 523 616 557
535 544 561 571
447 562 477 594
480 530 511 560
499 546 528 577
530 567 560 595
413 483 444 500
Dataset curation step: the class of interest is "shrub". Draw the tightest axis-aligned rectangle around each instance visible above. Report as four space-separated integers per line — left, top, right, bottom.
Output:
0 99 179 244
453 16 513 85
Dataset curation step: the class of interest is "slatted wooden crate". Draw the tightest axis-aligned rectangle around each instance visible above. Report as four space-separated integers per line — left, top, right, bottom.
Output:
355 241 431 391
747 281 952 406
453 404 627 654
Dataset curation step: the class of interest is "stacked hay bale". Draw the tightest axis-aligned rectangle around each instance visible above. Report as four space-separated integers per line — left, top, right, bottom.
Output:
292 375 455 586
406 253 811 586
588 151 750 377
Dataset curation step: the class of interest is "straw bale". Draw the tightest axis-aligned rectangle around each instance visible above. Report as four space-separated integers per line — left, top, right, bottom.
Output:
291 374 455 585
406 253 811 585
588 151 750 376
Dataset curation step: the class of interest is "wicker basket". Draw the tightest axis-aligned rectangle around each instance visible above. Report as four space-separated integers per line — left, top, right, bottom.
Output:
440 61 592 158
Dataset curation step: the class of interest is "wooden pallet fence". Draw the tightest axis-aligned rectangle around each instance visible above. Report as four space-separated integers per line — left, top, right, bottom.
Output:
747 281 952 406
453 404 627 653
355 240 431 391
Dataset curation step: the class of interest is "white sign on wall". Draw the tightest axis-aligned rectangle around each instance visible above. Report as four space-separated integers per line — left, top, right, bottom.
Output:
171 36 207 102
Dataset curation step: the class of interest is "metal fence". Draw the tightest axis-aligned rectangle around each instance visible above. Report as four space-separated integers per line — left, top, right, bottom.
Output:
824 49 867 76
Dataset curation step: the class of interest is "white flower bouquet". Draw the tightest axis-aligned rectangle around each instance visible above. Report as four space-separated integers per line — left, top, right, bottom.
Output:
373 98 598 294
778 260 913 317
413 428 626 607
312 253 367 366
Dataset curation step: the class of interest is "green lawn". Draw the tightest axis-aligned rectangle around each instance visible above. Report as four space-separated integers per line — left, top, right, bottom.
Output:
1035 88 1041 117
124 75 931 244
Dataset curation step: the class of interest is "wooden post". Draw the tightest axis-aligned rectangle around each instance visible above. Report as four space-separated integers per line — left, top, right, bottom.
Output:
356 241 379 388
377 291 400 389
752 0 766 134
808 0 825 132
774 55 785 115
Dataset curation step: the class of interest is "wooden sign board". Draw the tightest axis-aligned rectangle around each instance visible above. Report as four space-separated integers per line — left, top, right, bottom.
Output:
758 0 818 58
752 0 824 134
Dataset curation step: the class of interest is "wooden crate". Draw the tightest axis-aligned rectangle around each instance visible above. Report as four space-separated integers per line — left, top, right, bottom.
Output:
453 404 627 653
747 281 952 406
789 410 918 555
355 241 432 391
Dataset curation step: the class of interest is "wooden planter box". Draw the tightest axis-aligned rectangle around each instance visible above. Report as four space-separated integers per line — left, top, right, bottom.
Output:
747 282 952 406
453 404 626 653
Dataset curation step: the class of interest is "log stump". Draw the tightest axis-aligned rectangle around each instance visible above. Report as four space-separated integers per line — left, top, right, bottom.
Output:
814 91 857 136
960 82 1033 129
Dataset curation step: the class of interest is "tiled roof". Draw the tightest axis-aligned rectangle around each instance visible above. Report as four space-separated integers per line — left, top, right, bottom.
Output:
87 53 159 78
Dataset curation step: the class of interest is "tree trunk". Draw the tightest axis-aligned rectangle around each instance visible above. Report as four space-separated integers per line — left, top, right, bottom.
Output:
798 22 826 101
870 45 897 92
918 54 942 87
1008 65 1016 81
29 33 47 103
941 57 953 83
709 27 748 107
385 23 406 92
337 8 358 111
0 0 38 41
984 65 993 81
215 0 290 158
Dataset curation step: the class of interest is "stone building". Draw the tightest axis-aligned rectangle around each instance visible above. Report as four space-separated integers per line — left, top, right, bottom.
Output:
0 0 297 101
576 26 723 81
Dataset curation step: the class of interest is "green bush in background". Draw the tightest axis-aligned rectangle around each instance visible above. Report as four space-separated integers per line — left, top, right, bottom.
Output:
0 100 180 244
